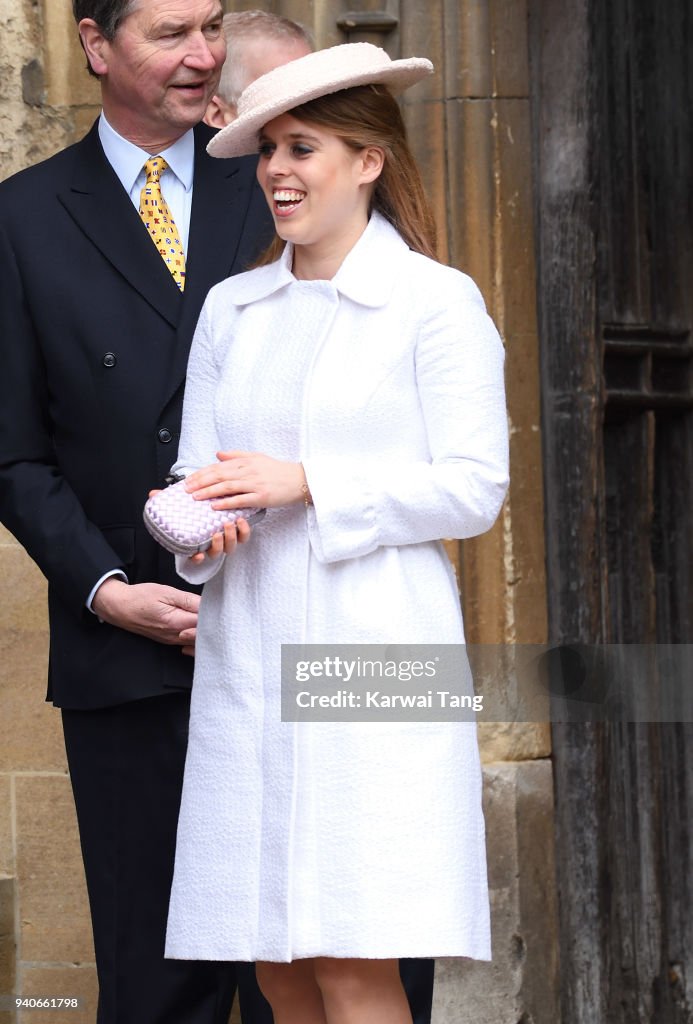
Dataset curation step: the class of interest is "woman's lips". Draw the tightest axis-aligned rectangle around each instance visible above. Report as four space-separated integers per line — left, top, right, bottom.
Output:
272 189 306 217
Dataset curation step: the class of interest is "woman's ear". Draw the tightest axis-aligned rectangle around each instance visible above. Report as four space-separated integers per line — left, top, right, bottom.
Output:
359 146 385 185
78 19 110 77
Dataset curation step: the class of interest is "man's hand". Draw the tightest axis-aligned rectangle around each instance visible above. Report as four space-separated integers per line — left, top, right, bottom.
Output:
91 578 200 650
178 626 196 658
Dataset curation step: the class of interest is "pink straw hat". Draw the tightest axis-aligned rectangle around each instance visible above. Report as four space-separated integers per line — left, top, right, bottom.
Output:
207 42 434 159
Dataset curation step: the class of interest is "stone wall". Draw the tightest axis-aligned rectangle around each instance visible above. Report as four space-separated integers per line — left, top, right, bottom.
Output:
400 2 559 1019
0 524 98 1024
1 4 101 1020
0 1 559 1022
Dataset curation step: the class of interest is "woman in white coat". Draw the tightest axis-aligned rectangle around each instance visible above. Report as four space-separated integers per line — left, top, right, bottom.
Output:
164 44 509 1024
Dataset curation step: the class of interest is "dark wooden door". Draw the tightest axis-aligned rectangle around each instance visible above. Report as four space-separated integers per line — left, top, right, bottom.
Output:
530 0 693 1020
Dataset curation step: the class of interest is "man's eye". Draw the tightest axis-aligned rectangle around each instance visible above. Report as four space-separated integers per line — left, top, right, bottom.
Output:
205 22 223 37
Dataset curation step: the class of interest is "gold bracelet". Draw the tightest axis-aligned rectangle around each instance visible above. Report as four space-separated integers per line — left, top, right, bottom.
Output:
299 463 313 507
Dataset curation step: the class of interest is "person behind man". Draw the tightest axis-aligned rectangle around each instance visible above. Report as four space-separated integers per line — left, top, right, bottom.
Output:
204 10 312 129
0 2 274 1021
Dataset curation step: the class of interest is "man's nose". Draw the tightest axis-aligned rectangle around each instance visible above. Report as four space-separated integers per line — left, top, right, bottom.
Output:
183 33 219 71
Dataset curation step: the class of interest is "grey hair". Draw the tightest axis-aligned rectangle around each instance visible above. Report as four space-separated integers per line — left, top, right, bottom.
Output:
218 10 313 106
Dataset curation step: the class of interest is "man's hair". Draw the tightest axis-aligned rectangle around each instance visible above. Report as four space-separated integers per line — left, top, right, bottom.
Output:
72 0 141 77
218 10 313 106
255 84 438 266
72 0 140 39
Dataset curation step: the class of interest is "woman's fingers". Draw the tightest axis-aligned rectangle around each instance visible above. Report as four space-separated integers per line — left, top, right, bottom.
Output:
192 481 252 502
216 450 248 462
186 518 252 565
235 517 251 544
221 518 253 552
182 453 302 508
185 459 246 494
210 493 262 511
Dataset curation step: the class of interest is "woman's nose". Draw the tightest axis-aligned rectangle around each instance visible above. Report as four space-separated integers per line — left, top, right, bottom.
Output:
266 151 289 176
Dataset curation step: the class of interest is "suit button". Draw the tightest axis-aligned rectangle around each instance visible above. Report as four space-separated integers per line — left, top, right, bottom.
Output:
158 428 173 444
102 352 117 367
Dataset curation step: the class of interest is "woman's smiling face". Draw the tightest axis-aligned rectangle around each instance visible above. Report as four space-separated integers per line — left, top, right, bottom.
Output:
256 112 382 278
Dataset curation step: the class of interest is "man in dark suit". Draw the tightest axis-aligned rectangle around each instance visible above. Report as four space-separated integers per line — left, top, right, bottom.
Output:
0 2 274 1021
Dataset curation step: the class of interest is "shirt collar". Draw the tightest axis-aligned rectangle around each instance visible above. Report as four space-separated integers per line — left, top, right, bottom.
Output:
225 212 409 307
98 113 195 194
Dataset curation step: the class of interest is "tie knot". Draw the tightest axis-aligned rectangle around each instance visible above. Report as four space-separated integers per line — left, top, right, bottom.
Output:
144 156 169 184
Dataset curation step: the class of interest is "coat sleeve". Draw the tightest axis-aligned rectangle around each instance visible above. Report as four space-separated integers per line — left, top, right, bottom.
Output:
170 297 227 585
302 275 509 564
0 221 127 611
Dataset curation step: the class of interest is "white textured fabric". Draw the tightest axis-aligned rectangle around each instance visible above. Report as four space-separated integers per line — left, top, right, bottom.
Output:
165 213 508 963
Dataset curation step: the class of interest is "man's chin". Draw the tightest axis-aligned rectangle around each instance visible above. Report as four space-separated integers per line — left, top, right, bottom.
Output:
168 86 214 122
166 104 211 133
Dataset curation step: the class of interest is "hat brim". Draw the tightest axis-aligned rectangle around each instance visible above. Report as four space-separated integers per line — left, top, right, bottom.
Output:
207 44 434 159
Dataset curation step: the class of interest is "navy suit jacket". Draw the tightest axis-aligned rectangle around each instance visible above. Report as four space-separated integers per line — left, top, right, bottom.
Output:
0 120 273 709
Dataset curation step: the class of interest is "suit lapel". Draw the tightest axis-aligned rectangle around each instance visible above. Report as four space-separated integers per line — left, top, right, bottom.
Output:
58 122 183 329
182 124 246 326
161 124 254 411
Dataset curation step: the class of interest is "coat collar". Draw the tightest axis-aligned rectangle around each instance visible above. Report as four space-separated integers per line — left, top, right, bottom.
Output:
224 212 409 308
58 120 183 328
57 121 248 333
58 121 258 414
162 123 257 412
181 122 247 325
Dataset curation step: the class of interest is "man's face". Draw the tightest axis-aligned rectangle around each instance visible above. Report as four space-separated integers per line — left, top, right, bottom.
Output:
91 0 226 150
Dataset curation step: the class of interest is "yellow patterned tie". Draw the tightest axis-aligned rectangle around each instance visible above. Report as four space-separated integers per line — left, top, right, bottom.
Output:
139 156 186 291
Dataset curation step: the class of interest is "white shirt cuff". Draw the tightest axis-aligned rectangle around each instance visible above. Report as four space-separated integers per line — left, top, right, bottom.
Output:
87 569 129 613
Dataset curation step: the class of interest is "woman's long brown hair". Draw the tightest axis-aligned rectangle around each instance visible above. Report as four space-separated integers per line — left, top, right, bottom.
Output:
253 84 438 267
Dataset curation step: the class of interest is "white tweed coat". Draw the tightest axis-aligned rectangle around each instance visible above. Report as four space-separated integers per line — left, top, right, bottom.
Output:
165 213 508 963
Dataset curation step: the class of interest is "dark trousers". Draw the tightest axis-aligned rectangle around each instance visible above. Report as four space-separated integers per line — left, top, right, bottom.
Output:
62 693 433 1024
401 959 435 1024
62 693 272 1024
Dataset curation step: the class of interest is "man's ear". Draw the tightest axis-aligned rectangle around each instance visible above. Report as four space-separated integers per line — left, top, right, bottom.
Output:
78 18 110 77
359 146 385 185
204 96 237 129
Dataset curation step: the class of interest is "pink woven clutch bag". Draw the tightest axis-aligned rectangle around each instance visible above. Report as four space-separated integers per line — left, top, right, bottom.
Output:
143 480 265 555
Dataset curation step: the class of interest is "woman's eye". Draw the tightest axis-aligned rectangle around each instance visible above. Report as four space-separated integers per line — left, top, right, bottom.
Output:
292 144 313 157
258 144 275 157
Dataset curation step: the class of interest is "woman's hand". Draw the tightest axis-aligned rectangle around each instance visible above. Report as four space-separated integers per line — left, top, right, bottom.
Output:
184 451 308 510
187 516 251 565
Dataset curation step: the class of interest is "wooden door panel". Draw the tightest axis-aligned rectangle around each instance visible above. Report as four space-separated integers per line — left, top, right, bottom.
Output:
531 0 693 1017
